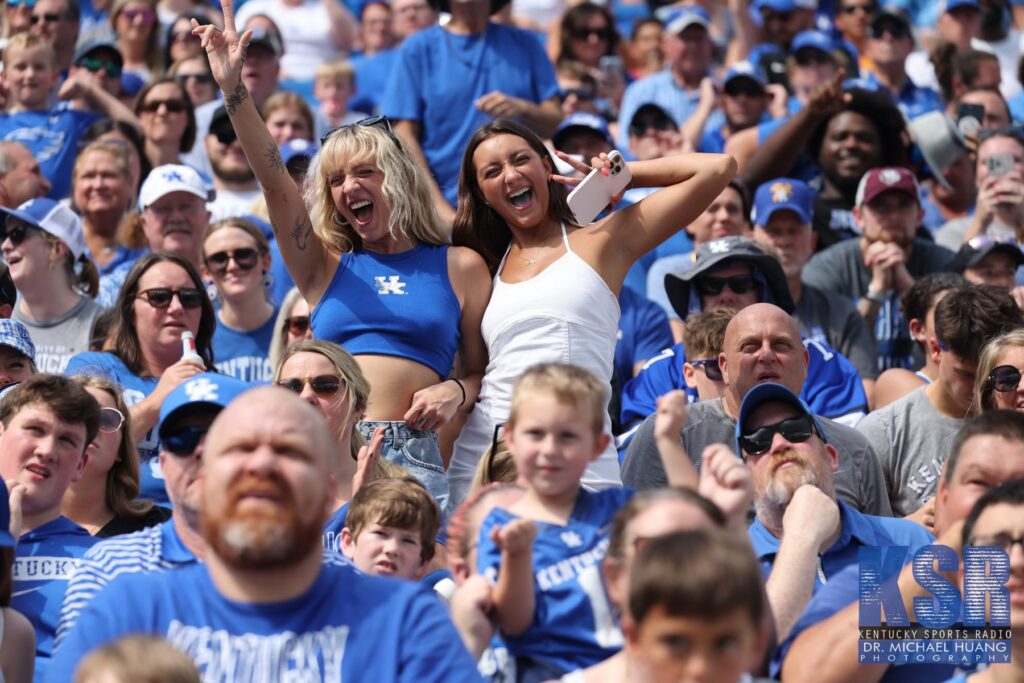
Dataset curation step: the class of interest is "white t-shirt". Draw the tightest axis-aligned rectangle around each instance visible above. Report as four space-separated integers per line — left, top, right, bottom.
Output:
905 49 939 93
235 0 346 81
972 31 1024 99
208 187 264 221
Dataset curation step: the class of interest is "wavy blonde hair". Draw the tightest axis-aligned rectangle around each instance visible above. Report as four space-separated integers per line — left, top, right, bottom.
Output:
306 123 449 253
975 328 1024 412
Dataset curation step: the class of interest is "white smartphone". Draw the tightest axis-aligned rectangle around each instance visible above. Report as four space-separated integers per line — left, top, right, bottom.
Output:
567 150 632 225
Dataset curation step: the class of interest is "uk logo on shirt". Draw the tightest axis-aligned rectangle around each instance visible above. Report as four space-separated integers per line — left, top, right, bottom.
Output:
560 531 583 548
375 276 407 295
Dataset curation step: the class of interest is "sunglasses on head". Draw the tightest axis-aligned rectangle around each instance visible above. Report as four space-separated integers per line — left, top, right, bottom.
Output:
29 11 60 23
689 358 723 381
136 287 205 309
989 364 1023 393
739 413 817 457
284 315 310 336
696 274 756 297
870 22 910 39
276 375 343 396
573 27 612 41
99 406 125 433
175 73 213 86
140 98 186 114
320 114 399 147
205 247 259 275
78 56 122 77
163 424 209 456
1 221 39 246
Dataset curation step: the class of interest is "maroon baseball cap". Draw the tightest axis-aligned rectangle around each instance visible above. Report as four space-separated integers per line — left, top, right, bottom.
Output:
855 167 921 207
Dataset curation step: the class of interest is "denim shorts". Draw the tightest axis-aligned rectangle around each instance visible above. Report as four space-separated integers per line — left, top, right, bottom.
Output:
357 420 449 514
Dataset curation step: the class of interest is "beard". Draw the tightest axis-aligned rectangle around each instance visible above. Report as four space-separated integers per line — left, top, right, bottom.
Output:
210 154 256 185
201 472 324 569
754 449 831 516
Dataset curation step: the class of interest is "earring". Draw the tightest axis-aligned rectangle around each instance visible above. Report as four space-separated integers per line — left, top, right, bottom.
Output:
261 271 273 290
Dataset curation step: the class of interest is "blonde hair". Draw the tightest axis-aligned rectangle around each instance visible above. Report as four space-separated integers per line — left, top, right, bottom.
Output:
260 91 315 141
508 363 607 435
74 142 133 184
273 339 369 461
975 328 1024 412
470 430 517 494
39 231 100 298
306 123 449 254
315 59 355 85
74 636 199 683
269 287 305 370
203 216 271 255
2 32 56 69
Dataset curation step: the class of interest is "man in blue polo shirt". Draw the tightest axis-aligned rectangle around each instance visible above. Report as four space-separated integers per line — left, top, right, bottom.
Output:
49 387 481 682
54 372 250 644
735 382 932 641
0 374 99 682
861 7 942 119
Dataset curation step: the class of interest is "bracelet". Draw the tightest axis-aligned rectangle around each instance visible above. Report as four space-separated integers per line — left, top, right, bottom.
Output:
864 286 888 304
450 378 466 407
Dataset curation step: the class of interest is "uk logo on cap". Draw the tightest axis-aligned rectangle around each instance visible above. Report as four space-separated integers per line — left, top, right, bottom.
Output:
770 181 793 203
708 239 732 254
184 377 220 402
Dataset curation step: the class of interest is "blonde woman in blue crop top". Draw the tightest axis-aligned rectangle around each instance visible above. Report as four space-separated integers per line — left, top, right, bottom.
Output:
196 7 491 512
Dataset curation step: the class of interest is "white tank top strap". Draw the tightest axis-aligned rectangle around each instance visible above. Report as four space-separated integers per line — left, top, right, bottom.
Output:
560 221 573 252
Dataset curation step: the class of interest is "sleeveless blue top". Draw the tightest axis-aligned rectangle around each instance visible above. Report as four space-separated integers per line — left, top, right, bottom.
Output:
311 243 461 378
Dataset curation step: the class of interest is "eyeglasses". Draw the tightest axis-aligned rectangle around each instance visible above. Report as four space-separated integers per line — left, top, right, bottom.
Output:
724 81 764 98
175 73 213 86
77 56 122 77
205 248 259 275
628 118 674 138
968 533 1024 552
695 274 756 297
870 23 910 39
163 425 209 456
136 287 205 309
689 358 723 381
122 7 156 23
989 364 1023 393
739 413 817 457
276 375 343 396
795 49 834 67
29 11 61 24
560 87 595 102
573 27 612 41
320 114 400 147
140 98 186 114
840 3 876 13
170 28 199 43
99 406 125 433
212 124 237 145
284 315 310 336
0 221 39 246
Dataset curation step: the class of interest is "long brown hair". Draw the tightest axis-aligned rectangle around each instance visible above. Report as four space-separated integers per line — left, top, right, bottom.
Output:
452 119 575 276
104 252 215 376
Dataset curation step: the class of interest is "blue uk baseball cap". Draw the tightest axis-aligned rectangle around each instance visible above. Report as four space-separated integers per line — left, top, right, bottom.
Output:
751 178 814 225
0 198 86 261
552 112 613 150
661 5 711 34
158 373 251 443
723 61 767 90
0 474 14 547
280 138 317 167
790 30 834 55
736 383 828 456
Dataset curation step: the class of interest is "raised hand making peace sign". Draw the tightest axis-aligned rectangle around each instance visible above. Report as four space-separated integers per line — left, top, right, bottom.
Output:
190 0 251 106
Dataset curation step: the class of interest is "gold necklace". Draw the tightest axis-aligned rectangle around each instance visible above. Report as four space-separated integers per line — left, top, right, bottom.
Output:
516 245 543 266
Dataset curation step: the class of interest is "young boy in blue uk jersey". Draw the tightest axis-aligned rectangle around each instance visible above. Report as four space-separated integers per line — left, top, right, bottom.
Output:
474 363 692 681
625 529 768 683
0 34 138 200
0 374 99 682
340 476 440 580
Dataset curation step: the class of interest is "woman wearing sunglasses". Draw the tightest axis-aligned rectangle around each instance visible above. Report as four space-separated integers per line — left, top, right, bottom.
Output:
975 328 1024 413
133 77 197 169
1 198 104 375
65 252 215 505
62 375 171 538
195 6 491 513
167 54 218 108
268 287 314 371
164 11 208 68
203 217 276 383
111 0 163 81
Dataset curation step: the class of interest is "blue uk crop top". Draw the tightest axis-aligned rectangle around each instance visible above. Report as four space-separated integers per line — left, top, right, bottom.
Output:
311 243 462 378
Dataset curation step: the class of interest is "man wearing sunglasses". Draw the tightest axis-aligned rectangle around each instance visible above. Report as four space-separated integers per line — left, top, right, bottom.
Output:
736 382 932 640
68 40 124 102
204 107 261 221
781 410 1024 683
622 302 888 518
860 8 942 120
50 386 481 682
0 374 99 680
55 372 249 645
28 0 77 73
684 61 772 156
137 164 214 272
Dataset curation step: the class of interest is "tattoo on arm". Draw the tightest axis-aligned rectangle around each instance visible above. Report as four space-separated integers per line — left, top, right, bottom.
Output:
224 82 248 115
265 142 285 174
291 216 312 251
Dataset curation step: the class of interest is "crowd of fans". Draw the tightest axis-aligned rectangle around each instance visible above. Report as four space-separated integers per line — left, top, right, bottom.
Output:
0 0 1021 680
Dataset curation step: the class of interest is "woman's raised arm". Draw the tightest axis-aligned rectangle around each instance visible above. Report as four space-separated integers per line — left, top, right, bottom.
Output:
192 0 332 304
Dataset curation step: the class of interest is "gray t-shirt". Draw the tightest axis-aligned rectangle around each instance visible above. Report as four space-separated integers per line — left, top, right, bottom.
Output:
13 296 105 374
798 284 879 380
621 398 892 517
855 385 963 517
803 238 956 299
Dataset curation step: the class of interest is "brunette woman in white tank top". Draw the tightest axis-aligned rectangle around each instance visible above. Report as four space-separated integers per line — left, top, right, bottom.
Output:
448 119 736 506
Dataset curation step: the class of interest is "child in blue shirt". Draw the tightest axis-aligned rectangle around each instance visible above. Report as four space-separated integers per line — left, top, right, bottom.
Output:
475 363 690 681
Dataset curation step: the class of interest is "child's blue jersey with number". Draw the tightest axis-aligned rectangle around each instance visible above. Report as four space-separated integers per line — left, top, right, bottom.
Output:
475 488 634 674
47 559 482 683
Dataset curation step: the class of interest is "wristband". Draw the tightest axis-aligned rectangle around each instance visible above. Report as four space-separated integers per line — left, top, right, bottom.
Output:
450 378 466 407
864 286 888 304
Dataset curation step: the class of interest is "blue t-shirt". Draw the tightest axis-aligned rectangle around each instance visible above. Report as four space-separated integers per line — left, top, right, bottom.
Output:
620 338 868 429
860 72 943 120
212 311 277 383
64 352 166 505
381 23 560 206
351 48 399 115
13 516 97 683
616 69 724 150
322 502 349 554
476 487 634 674
614 286 673 389
0 107 101 199
48 558 482 683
